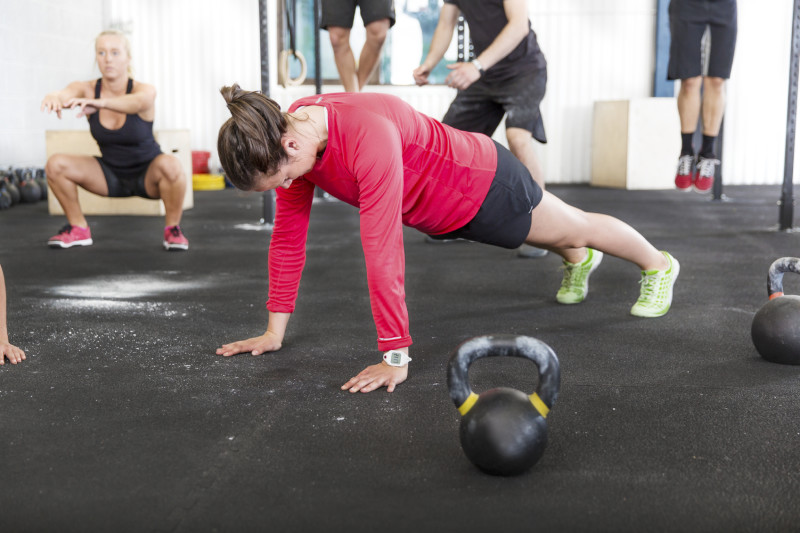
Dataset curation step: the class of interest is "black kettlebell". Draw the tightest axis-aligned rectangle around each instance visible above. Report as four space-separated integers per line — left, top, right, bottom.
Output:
35 168 48 200
0 183 11 210
19 170 41 204
447 334 561 476
3 174 20 205
751 257 800 365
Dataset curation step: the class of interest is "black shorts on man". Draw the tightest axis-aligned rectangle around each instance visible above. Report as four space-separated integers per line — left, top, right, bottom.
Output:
320 0 395 29
667 0 737 80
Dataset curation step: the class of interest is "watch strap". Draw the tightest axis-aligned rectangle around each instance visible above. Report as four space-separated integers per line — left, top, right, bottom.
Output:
383 350 412 367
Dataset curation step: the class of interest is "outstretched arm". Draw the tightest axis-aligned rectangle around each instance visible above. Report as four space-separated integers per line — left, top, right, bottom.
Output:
40 80 92 119
413 3 460 86
65 82 156 119
0 266 26 366
444 0 532 90
218 176 315 359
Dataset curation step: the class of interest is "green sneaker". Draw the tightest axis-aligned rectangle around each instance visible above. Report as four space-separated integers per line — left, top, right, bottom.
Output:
556 248 604 304
630 251 680 317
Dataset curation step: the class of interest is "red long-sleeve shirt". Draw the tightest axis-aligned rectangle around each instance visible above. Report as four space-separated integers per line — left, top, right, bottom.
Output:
268 93 497 351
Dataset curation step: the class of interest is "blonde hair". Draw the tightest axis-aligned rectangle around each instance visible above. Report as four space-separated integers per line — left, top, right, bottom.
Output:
96 29 134 77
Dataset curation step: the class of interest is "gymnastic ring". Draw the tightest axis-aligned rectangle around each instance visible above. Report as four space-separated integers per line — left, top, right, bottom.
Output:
278 49 307 87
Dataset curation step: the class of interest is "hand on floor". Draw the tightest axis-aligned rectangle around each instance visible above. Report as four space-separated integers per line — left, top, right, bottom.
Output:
0 342 26 365
216 331 282 357
341 362 408 393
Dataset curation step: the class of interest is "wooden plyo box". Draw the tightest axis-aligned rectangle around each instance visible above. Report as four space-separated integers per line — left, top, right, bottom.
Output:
45 129 194 215
591 98 681 190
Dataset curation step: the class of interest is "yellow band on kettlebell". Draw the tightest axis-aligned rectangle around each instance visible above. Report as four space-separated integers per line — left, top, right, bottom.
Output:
529 392 549 418
458 392 480 416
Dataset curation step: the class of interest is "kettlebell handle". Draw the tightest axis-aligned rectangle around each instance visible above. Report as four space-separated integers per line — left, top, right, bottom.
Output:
446 335 560 419
767 257 800 299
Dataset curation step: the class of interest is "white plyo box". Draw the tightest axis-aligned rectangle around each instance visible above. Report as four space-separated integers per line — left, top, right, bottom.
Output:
591 98 681 190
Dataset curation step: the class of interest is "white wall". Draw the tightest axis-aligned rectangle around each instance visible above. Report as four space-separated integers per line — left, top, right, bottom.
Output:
1 0 798 187
724 0 794 185
0 0 104 167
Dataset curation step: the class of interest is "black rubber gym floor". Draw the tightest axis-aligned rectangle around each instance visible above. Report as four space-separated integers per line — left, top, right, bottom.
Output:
2 185 799 532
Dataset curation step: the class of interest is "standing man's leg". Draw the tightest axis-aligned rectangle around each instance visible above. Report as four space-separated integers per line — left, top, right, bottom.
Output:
354 0 395 90
700 76 726 139
322 0 395 92
356 18 390 90
694 13 737 191
321 0 359 92
502 68 548 191
506 128 543 190
677 75 703 148
502 69 548 257
506 126 548 258
692 75 726 191
328 26 359 92
668 7 707 190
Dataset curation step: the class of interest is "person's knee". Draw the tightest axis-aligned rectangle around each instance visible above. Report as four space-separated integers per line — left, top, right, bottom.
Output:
328 27 351 51
45 154 70 182
506 129 533 153
704 76 726 94
679 76 702 94
365 19 389 45
506 129 532 154
155 156 184 185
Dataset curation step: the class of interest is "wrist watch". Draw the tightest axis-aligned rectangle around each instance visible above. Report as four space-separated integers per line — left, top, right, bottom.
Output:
383 350 412 367
470 59 485 76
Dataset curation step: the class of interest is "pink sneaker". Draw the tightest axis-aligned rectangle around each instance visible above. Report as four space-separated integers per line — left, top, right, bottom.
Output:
48 224 93 248
163 225 189 251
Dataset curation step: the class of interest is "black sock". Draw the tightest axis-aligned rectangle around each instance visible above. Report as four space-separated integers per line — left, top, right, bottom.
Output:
700 135 717 159
681 133 694 156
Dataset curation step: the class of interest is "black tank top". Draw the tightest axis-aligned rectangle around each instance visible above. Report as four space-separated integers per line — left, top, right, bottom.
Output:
88 78 162 169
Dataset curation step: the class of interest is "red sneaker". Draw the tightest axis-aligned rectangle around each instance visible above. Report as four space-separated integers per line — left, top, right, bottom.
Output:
48 224 93 248
694 156 719 193
163 225 189 251
674 154 695 190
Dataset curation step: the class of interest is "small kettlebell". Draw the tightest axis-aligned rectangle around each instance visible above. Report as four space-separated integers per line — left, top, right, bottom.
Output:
751 257 800 365
18 169 41 204
447 334 561 476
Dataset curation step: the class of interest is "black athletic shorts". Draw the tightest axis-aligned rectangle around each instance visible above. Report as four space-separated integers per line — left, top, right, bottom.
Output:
442 67 547 144
427 141 543 249
320 0 396 29
668 0 737 80
95 157 157 199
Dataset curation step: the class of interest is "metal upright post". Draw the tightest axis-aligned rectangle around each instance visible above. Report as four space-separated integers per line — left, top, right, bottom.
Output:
456 16 465 63
711 119 724 201
314 0 322 95
313 0 328 199
653 0 674 98
259 0 275 227
779 0 800 230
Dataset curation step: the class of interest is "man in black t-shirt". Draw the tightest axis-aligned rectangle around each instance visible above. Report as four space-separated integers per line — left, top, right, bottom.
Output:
414 0 549 258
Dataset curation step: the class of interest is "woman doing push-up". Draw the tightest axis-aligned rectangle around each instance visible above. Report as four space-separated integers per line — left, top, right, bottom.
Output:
215 85 679 394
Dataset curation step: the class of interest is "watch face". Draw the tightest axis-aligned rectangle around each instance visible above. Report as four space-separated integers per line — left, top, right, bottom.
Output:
390 352 402 365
